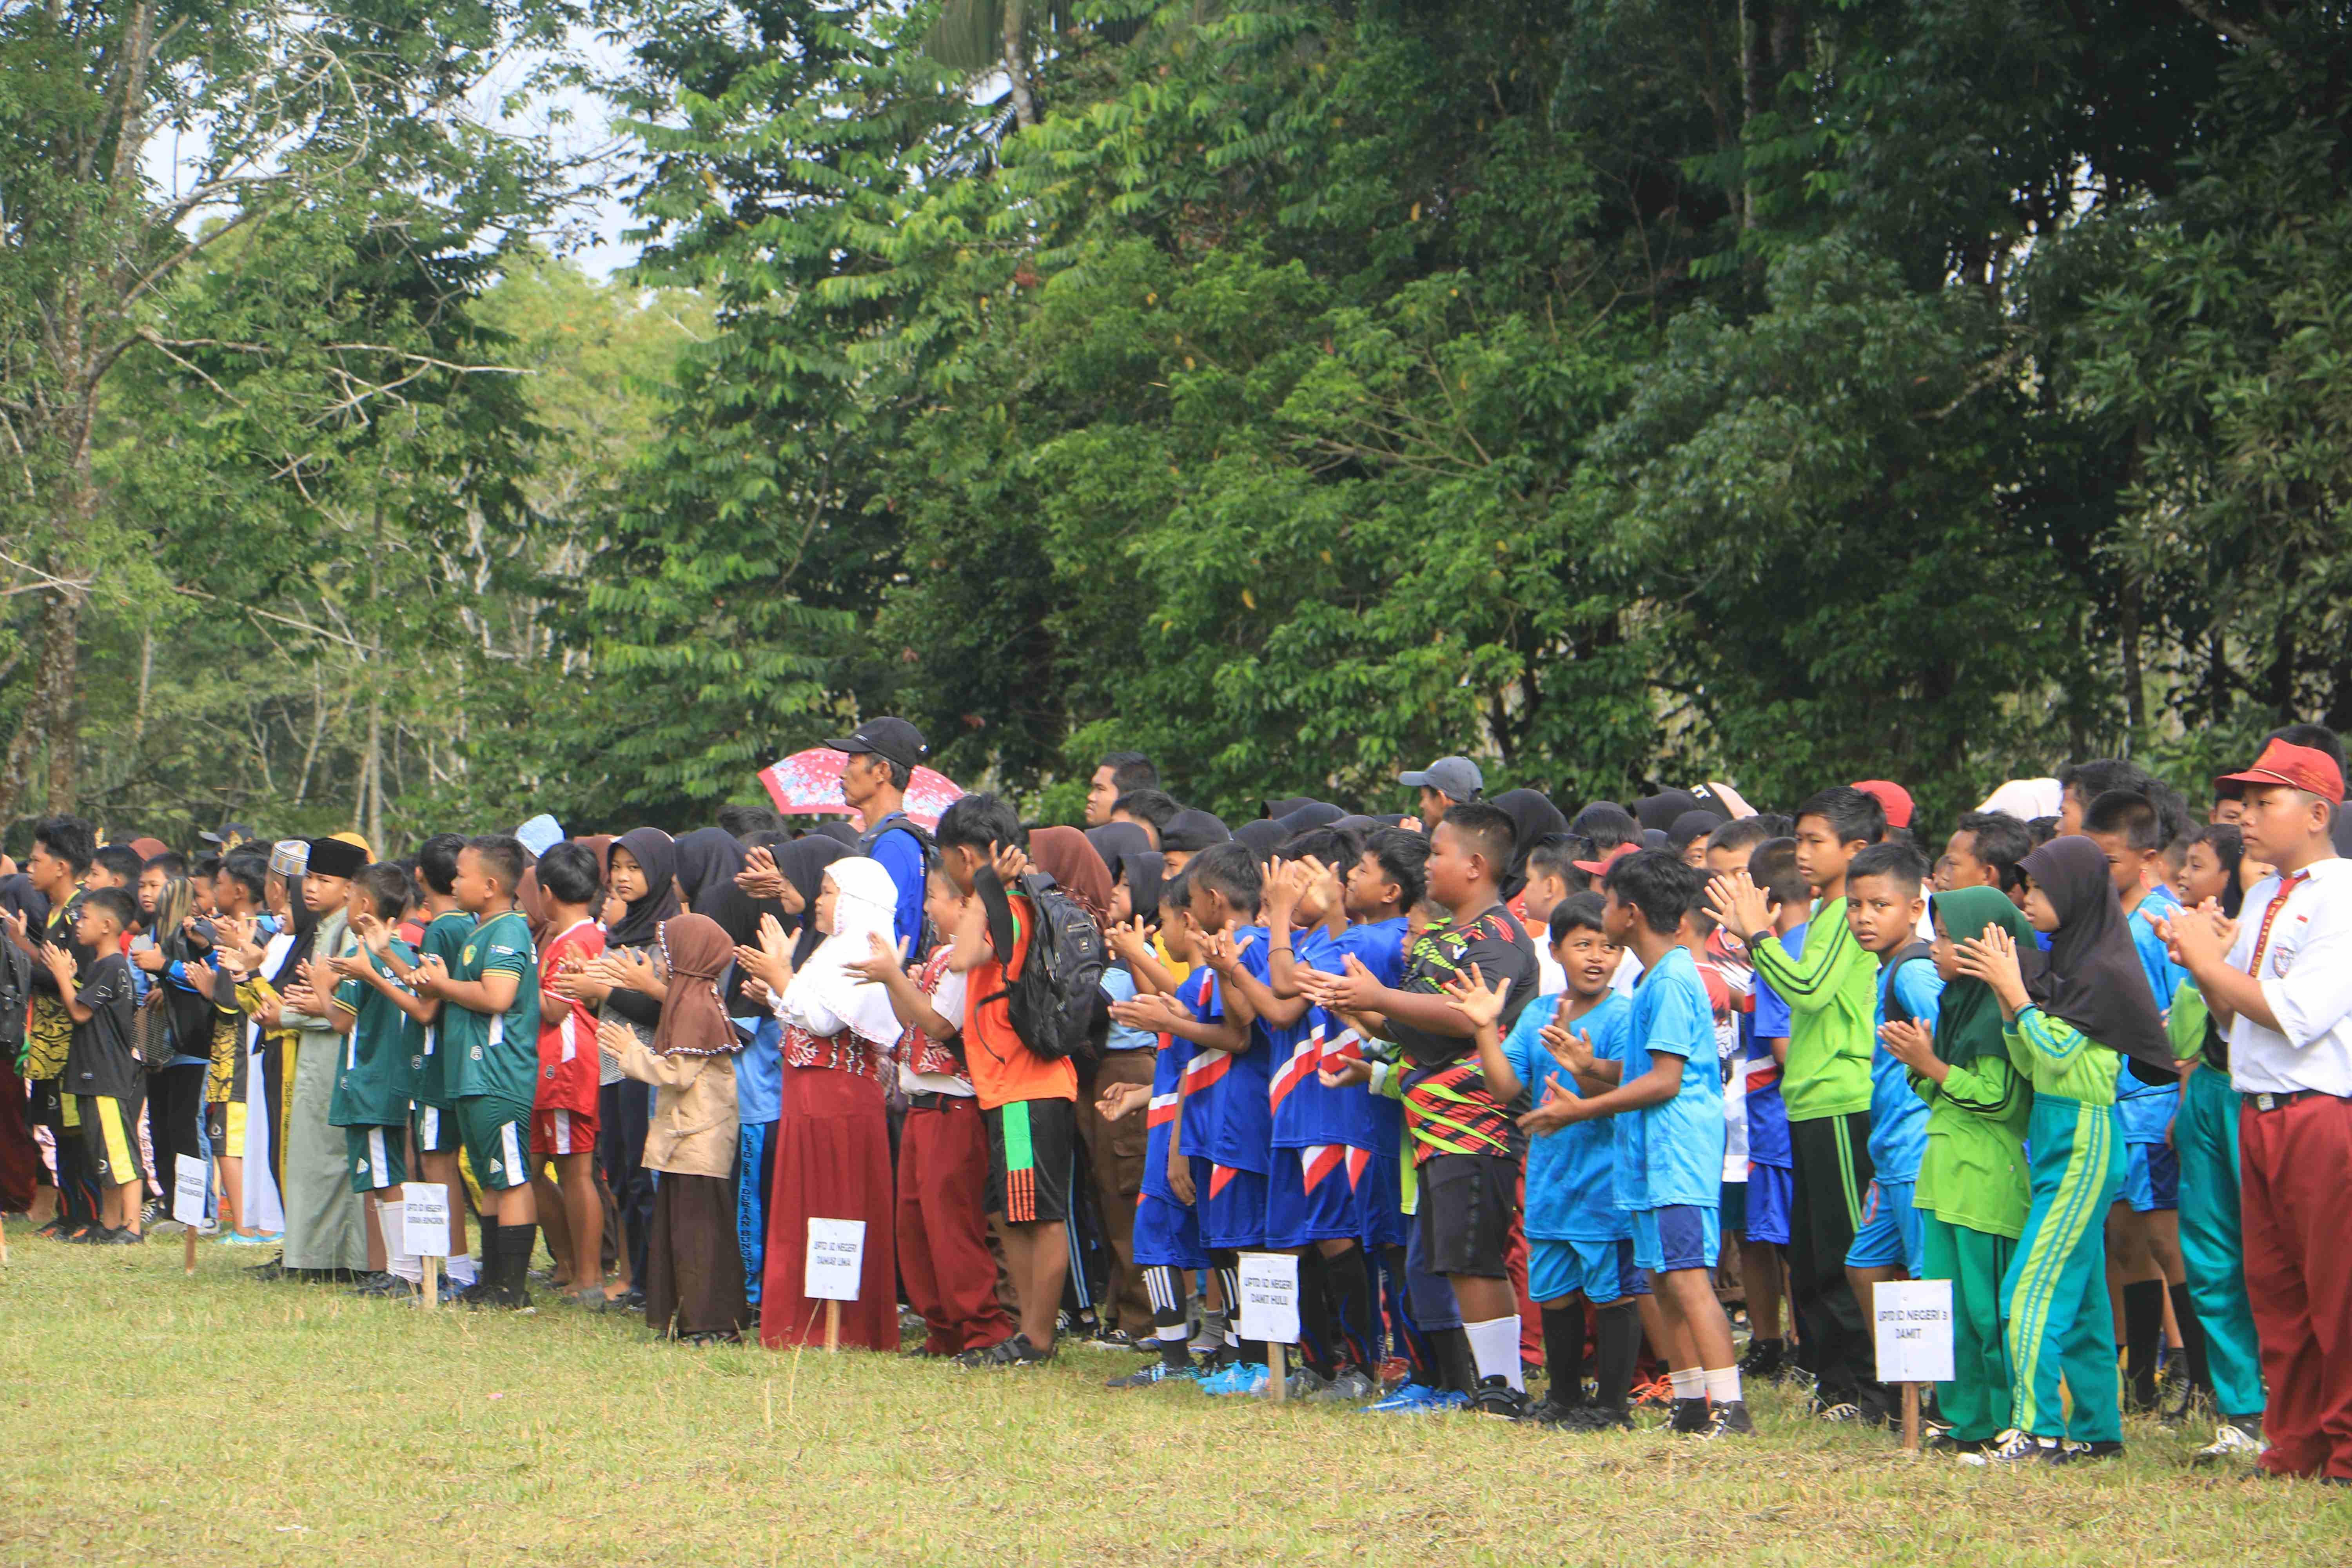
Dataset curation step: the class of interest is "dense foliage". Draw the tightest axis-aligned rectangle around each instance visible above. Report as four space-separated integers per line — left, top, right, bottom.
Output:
9 0 2352 842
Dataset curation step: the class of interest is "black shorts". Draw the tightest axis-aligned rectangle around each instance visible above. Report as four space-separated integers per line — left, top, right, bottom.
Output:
29 1078 63 1132
1416 1152 1518 1279
984 1097 1075 1226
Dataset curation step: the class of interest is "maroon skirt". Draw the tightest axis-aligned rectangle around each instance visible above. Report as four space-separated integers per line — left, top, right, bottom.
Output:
759 1059 898 1350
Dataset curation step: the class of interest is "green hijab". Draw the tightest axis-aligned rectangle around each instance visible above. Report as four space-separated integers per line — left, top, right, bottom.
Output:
1927 886 2044 1071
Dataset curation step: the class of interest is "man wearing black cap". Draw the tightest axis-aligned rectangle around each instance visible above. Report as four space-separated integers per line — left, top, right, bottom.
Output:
830 717 933 960
1398 756 1483 828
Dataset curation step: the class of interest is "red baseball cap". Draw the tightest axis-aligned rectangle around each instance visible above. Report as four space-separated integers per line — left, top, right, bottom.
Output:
2215 739 2345 806
1850 779 1914 829
1573 842 1640 877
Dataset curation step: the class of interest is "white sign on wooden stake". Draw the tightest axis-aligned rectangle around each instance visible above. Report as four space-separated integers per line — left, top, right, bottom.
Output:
805 1218 866 1302
403 1183 452 1258
1874 1278 1956 1384
1237 1251 1301 1345
172 1154 209 1227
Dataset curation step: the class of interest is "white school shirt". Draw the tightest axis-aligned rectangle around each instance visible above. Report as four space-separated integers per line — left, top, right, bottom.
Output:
2225 857 2352 1098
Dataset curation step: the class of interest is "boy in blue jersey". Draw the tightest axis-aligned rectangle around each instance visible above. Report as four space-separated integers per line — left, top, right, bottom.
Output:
1840 844 1944 1374
2082 789 2194 1414
1102 869 1213 1387
1722 834 1806 1382
1131 842 1276 1392
1538 850 1748 1437
1496 893 1644 1429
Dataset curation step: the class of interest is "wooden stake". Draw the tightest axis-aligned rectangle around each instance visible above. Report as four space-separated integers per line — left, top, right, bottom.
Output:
1268 1341 1286 1403
1901 1381 1921 1454
824 1298 840 1353
183 1224 198 1277
423 1253 439 1312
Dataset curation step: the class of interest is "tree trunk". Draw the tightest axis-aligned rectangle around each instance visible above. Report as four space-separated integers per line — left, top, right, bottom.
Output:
1003 0 1037 130
2119 569 2144 742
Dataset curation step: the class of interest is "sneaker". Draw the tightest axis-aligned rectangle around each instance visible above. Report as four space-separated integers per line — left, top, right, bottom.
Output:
2193 1422 2267 1466
1107 1361 1198 1389
1669 1397 1712 1434
1521 1396 1584 1427
1559 1404 1635 1432
216 1229 275 1246
1961 1428 2065 1466
1358 1382 1463 1415
64 1225 109 1245
1737 1337 1786 1381
1695 1400 1754 1439
1189 1311 1228 1355
1283 1365 1332 1400
349 1272 401 1297
140 1198 166 1227
1631 1377 1675 1410
100 1227 145 1245
1469 1375 1527 1419
1317 1367 1379 1404
1813 1400 1862 1423
33 1218 65 1241
2067 1440 2125 1461
1201 1363 1270 1397
195 1217 220 1237
956 1334 1054 1369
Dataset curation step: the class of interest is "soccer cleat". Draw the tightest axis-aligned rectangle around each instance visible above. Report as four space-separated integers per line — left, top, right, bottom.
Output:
1469 1375 1527 1419
1669 1397 1712 1434
2192 1422 2267 1465
1317 1367 1379 1404
1812 1400 1861 1423
1283 1365 1332 1400
100 1227 145 1245
1695 1400 1755 1439
1630 1377 1675 1410
1107 1361 1198 1389
1737 1337 1786 1382
1559 1403 1636 1432
1201 1363 1270 1397
1520 1396 1583 1427
1358 1382 1466 1415
1961 1429 2065 1466
2066 1440 2125 1461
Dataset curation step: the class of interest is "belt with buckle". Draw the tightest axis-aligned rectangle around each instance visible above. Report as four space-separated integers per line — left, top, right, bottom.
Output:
2250 1089 2348 1112
909 1091 975 1112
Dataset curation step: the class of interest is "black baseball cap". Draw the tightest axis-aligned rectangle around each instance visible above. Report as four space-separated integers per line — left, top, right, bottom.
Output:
1160 809 1233 853
825 717 929 773
199 822 258 849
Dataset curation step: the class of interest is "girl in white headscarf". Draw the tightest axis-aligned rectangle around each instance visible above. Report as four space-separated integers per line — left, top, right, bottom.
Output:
735 855 906 1350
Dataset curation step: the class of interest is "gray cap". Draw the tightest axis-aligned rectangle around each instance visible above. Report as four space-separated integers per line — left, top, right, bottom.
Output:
1398 755 1483 802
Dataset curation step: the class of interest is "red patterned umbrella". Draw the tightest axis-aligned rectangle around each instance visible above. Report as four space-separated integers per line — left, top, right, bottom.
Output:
758 748 965 829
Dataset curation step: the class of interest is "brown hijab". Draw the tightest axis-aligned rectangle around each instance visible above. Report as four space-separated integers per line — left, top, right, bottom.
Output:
652 913 741 1058
1031 825 1115 930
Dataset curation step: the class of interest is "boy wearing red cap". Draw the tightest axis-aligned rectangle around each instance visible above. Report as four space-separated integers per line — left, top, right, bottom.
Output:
2164 735 2352 1480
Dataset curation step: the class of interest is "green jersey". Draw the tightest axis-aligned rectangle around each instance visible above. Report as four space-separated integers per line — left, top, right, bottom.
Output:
413 909 473 1109
2004 1007 2123 1105
329 939 421 1128
1746 896 1877 1121
439 907 539 1112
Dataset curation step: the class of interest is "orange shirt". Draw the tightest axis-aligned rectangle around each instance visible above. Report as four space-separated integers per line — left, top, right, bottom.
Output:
964 892 1078 1110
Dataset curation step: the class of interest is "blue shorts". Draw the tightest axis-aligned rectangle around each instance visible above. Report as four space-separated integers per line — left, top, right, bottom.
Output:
1266 1145 1361 1248
1742 1161 1793 1245
1355 1148 1409 1249
2123 1143 2180 1214
1845 1177 1924 1276
1132 1192 1210 1270
1193 1156 1267 1252
1403 1214 1463 1331
1632 1204 1719 1275
1530 1236 1651 1307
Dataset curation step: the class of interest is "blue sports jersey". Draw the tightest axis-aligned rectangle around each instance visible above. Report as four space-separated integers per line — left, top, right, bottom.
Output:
1272 925 1357 1149
1195 925 1275 1175
1174 965 1224 1163
1615 946 1724 1212
2118 887 2185 1142
1141 1020 1196 1205
1869 954 1944 1184
1507 990 1632 1241
1742 922 1802 1168
1334 917 1410 1156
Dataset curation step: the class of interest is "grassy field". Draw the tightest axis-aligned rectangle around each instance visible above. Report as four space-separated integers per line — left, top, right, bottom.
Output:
3 1218 2345 1567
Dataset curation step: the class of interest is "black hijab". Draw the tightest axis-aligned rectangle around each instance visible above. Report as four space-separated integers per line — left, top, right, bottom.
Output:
1086 822 1152 885
1272 801 1345 837
1119 850 1167 929
812 821 861 848
1235 818 1287 863
604 828 681 950
267 876 321 989
1490 788 1569 898
775 835 850 966
674 827 760 945
2020 835 2174 1078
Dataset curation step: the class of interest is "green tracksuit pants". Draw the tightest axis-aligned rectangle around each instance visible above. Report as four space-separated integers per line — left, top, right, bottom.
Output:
2002 1093 2124 1441
2175 1062 2265 1420
1920 1214 2014 1443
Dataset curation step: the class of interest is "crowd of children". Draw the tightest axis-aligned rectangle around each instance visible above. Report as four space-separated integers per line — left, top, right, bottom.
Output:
7 721 2352 1480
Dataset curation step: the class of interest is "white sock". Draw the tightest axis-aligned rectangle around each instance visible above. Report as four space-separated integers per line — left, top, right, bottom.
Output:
379 1202 422 1283
1670 1368 1704 1401
1704 1367 1742 1405
445 1252 478 1285
1157 1323 1188 1343
1463 1315 1525 1392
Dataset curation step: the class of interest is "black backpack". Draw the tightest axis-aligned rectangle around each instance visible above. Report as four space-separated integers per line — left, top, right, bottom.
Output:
857 814 938 961
985 871 1108 1063
1882 942 1936 1026
0 935 30 1063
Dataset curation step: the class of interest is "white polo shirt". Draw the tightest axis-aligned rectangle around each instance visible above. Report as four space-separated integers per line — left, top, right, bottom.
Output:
2225 857 2352 1098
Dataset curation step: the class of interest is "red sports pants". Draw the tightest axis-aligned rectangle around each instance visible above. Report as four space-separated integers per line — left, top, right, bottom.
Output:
898 1100 1013 1355
2241 1092 2352 1478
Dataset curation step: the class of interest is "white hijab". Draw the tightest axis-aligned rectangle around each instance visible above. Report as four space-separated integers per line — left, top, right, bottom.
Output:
775 856 904 1046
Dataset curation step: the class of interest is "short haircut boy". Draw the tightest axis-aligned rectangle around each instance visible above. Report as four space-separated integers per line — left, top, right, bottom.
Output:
2058 757 2153 809
218 850 267 909
464 834 527 895
1844 842 1927 897
717 803 782 840
1278 825 1363 872
2082 789 2163 853
1366 826 1429 911
935 791 1027 857
1604 849 1704 936
535 841 602 907
1111 788 1181 838
354 862 413 922
1436 799 1516 878
32 816 95 875
1746 838 1809 911
1526 833 1586 895
1704 817 1775 859
1547 889 1608 946
90 844 143 887
1794 785 1886 847
1185 840 1263 915
144 851 189 879
417 832 467 897
1953 810 2033 891
81 886 138 930
1568 803 1640 852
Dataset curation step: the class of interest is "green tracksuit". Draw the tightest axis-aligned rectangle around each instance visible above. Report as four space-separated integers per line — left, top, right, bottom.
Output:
2001 1006 2124 1442
1910 1048 2032 1443
2168 982 2265 1422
